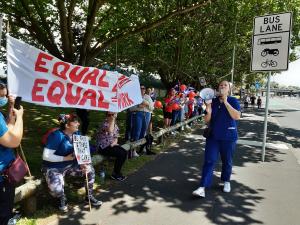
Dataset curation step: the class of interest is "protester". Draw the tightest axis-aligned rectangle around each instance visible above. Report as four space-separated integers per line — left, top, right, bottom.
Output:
163 88 176 129
146 87 155 135
130 85 154 157
96 112 127 181
196 95 204 116
149 87 157 102
243 95 249 108
76 108 89 135
42 114 102 212
257 96 262 109
0 82 24 225
124 108 132 141
179 92 187 130
170 91 181 128
193 80 241 198
250 95 256 108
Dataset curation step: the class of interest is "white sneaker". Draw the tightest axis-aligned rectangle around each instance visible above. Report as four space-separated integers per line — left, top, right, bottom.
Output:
192 187 205 198
132 150 139 158
223 182 231 193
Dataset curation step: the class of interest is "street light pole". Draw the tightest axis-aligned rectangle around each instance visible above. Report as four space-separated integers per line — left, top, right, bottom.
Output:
0 15 3 46
231 20 238 90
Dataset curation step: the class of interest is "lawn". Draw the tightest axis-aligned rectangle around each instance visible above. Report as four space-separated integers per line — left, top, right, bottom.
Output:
8 101 171 225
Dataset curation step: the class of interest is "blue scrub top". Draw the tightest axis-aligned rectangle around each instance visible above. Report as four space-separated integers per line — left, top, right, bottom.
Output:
0 113 15 182
210 96 240 141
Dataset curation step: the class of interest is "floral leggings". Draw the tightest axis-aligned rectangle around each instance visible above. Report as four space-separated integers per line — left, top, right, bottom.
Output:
44 164 95 198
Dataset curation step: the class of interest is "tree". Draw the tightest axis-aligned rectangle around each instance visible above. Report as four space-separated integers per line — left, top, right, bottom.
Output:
0 0 212 66
100 0 300 88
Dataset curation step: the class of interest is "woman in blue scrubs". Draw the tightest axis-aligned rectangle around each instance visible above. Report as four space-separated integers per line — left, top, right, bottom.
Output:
193 80 241 198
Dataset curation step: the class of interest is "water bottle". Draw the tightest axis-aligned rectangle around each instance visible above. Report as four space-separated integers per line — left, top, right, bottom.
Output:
99 170 105 184
7 218 17 225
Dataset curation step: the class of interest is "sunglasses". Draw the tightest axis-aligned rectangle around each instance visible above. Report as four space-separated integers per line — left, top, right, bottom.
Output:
140 87 145 89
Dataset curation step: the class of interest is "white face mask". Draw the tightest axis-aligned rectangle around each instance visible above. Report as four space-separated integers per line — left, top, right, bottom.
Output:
219 88 227 95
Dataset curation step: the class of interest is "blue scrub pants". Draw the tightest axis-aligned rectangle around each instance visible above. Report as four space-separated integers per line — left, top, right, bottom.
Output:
132 111 151 141
200 138 236 187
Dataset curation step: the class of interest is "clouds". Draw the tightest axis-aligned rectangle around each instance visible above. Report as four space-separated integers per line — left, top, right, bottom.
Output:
273 58 300 87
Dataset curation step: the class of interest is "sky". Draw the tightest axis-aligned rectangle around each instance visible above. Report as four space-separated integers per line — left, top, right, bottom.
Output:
273 57 300 87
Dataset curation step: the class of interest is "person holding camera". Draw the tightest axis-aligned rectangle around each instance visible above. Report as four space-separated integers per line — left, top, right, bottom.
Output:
0 82 24 225
193 80 240 198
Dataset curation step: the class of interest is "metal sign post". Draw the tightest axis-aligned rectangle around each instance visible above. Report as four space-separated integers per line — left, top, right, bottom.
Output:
251 12 292 162
262 72 271 162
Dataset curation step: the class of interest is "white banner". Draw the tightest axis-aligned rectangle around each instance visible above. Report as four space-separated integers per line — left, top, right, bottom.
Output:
6 35 142 112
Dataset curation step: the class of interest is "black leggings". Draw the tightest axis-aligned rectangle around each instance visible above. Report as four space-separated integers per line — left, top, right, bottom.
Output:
0 181 15 225
98 145 127 176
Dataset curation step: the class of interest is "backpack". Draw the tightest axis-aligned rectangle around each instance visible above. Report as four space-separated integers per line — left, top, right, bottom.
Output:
41 127 59 146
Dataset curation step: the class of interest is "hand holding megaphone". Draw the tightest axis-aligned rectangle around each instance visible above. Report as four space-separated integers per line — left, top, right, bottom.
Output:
204 99 212 105
200 88 215 101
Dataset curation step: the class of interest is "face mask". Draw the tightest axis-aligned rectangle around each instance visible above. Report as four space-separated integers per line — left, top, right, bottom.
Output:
219 89 227 95
0 97 8 107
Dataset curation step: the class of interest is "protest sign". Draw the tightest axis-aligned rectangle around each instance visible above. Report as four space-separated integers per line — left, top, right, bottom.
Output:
73 134 91 165
6 35 142 112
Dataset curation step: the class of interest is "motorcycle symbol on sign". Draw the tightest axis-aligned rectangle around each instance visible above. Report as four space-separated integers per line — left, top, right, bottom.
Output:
261 48 279 57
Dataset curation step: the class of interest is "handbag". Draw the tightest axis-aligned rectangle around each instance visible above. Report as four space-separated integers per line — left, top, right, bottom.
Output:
3 153 29 184
202 127 212 138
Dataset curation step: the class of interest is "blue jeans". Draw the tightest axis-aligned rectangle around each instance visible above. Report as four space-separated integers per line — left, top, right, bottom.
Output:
132 111 151 141
170 109 180 126
200 138 236 187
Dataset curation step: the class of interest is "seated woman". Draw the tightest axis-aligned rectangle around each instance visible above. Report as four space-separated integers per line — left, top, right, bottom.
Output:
42 114 102 212
96 112 127 181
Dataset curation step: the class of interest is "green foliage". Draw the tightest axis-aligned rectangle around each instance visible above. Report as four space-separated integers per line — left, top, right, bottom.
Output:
0 0 299 88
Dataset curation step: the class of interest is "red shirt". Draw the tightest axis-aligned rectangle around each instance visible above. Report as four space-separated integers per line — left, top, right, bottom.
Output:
164 97 174 113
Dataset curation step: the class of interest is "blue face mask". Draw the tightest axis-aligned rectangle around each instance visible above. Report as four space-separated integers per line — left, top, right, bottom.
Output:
0 97 8 107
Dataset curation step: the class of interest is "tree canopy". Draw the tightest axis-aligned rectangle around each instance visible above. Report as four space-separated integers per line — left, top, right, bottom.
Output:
1 0 300 88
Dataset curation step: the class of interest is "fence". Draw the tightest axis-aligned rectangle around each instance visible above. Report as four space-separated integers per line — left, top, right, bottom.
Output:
15 114 203 215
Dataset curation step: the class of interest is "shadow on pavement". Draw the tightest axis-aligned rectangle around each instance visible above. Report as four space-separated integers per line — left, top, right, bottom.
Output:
240 110 300 148
81 132 266 225
56 111 290 225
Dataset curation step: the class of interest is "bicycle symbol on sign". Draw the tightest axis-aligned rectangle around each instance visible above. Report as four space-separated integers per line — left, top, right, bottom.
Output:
261 60 278 68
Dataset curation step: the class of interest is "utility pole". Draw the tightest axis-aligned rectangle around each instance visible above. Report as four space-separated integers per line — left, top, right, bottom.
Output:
231 20 238 92
0 15 3 46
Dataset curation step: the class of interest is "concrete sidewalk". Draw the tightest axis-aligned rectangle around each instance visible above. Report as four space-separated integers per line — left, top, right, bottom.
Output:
50 111 300 225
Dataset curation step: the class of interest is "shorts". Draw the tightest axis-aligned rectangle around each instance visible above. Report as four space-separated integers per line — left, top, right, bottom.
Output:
163 111 172 119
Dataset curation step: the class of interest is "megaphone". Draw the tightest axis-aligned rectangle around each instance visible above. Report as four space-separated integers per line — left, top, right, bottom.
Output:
200 88 215 101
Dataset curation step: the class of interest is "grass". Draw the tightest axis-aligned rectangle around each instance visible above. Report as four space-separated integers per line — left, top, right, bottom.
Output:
9 101 169 225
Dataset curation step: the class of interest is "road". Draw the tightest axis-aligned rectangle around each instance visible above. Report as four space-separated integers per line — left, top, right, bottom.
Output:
268 96 300 149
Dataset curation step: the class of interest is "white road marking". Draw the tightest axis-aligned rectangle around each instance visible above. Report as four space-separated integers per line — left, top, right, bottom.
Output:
237 139 289 150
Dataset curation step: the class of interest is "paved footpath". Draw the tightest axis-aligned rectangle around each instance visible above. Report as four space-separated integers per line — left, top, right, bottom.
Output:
50 111 300 225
